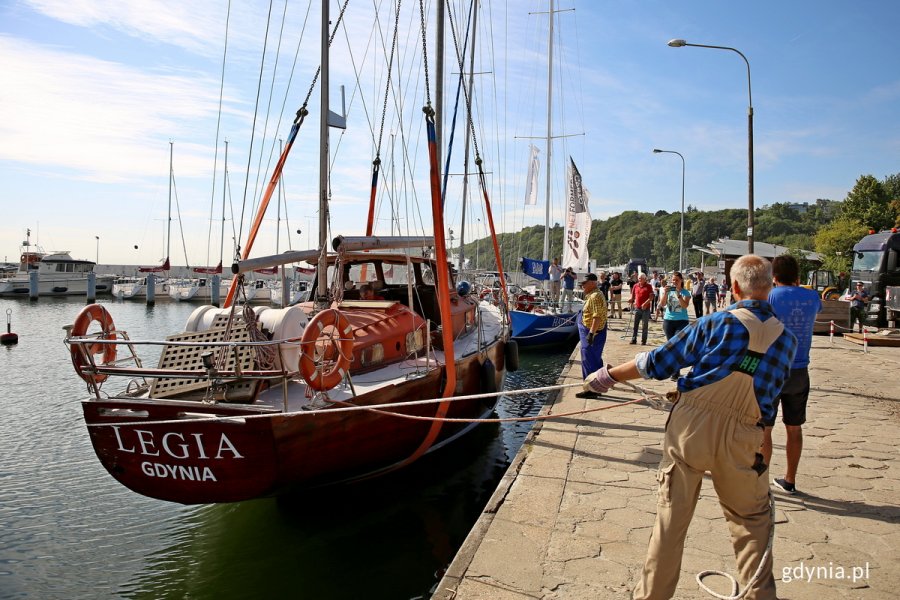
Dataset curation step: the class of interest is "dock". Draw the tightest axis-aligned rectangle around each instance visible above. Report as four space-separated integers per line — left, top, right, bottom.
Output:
436 315 900 599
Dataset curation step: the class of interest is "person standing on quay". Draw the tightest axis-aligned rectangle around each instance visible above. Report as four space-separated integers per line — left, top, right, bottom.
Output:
575 273 608 399
548 257 562 307
560 267 577 312
609 272 624 319
658 272 691 381
763 255 821 496
704 276 720 315
691 273 705 319
583 255 798 600
845 282 869 333
629 272 654 345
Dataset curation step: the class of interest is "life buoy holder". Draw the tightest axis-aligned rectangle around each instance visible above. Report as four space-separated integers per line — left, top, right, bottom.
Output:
299 308 354 392
70 304 118 384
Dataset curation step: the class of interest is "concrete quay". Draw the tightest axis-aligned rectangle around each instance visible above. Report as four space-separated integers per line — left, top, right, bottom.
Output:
436 314 900 599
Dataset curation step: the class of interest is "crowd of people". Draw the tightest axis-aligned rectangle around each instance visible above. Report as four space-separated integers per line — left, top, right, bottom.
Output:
575 254 832 599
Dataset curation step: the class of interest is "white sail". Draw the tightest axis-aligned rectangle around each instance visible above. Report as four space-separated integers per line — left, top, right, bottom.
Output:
562 158 591 271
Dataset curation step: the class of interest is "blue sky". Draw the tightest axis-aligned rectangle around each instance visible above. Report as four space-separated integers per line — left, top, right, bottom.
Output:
2 0 898 267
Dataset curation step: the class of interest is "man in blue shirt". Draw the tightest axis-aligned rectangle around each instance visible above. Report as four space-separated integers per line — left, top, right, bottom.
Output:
583 255 797 600
762 255 822 495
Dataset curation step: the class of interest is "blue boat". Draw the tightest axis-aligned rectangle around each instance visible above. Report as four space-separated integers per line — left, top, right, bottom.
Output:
510 308 579 348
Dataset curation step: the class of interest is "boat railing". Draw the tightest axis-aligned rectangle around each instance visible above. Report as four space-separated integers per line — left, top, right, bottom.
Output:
66 329 305 403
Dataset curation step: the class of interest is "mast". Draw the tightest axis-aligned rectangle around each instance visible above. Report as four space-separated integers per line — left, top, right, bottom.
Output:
167 141 173 265
458 0 478 272
316 0 330 304
219 140 228 269
542 0 554 263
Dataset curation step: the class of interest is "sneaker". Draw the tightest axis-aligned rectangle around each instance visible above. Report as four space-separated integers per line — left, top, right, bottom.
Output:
629 339 637 345
772 478 797 495
641 341 647 345
575 391 602 399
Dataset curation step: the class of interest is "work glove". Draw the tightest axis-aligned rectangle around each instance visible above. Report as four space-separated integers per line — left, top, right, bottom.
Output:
584 365 617 394
587 332 595 346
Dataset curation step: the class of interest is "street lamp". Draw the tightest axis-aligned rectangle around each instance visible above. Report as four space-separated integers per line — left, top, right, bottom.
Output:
653 149 685 271
667 38 754 254
95 235 100 264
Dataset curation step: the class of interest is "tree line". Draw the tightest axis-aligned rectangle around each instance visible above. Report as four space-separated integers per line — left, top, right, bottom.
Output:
460 172 899 275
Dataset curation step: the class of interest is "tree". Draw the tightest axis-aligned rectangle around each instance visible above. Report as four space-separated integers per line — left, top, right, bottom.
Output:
840 175 892 230
814 217 869 274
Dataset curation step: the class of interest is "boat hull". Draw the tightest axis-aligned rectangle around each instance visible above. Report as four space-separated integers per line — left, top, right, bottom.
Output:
81 341 506 504
0 275 115 296
510 309 578 347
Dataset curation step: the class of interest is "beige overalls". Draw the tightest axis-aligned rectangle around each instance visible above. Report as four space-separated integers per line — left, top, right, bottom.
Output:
634 308 784 600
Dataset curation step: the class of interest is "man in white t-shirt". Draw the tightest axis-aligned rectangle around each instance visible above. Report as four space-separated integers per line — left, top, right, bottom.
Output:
548 257 562 307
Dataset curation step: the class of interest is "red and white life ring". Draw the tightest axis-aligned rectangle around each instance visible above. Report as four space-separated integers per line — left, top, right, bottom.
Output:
299 308 354 391
70 304 118 384
515 294 535 312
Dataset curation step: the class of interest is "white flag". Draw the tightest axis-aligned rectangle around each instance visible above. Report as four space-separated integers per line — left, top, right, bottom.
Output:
524 144 540 206
562 158 592 272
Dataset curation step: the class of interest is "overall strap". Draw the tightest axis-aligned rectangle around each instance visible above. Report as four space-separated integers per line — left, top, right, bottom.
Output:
728 308 784 377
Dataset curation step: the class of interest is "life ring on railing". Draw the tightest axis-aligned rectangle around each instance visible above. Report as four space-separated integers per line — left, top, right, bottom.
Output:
69 303 118 384
515 294 535 312
299 308 354 391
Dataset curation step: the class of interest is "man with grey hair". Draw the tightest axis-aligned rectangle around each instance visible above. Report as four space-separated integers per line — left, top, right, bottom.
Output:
583 255 798 599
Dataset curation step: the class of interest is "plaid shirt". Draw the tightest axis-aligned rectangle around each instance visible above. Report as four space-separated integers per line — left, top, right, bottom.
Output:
581 289 608 330
642 299 798 421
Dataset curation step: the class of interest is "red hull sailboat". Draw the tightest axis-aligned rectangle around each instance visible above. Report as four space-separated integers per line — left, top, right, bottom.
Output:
66 1 514 504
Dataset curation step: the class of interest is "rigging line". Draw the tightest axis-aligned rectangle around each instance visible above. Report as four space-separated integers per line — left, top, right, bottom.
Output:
170 169 191 268
439 0 474 208
445 0 481 165
300 0 352 110
375 0 402 159
237 0 275 260
249 0 291 218
250 0 294 222
207 0 232 268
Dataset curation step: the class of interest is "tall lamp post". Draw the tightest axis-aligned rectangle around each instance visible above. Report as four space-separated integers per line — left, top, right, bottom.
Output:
95 235 100 264
667 38 754 254
652 149 685 271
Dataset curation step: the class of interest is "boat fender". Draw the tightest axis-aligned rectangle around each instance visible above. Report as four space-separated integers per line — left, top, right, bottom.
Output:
69 304 117 384
480 359 498 395
504 339 519 372
299 308 354 391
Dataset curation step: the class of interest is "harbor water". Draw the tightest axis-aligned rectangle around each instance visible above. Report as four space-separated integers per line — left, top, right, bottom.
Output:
0 297 572 599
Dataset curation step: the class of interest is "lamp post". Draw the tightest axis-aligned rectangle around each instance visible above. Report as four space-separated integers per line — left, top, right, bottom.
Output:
95 235 100 264
652 149 685 271
667 38 754 254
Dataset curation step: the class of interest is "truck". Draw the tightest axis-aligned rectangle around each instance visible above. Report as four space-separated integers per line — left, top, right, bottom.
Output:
850 229 900 328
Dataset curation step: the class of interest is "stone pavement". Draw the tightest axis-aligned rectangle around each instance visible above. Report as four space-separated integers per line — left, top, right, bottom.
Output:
435 313 900 599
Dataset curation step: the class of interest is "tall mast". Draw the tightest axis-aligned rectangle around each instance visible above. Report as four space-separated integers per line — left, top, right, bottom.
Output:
167 141 174 264
458 0 478 271
542 0 554 262
219 140 228 266
317 0 330 303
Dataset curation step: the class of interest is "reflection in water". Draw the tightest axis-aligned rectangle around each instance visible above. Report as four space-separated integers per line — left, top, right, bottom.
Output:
0 297 571 599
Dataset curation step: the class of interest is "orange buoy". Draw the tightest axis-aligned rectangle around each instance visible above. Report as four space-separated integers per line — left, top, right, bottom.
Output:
69 304 118 383
299 308 353 391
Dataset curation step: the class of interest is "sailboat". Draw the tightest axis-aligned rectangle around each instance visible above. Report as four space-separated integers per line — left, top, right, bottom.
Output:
168 140 231 303
114 142 176 300
509 0 590 348
64 1 514 504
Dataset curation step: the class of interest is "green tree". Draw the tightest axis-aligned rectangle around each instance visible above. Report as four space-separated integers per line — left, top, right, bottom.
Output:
814 217 869 274
840 175 892 230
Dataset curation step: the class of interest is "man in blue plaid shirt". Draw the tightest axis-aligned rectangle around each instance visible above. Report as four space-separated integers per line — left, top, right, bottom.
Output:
584 255 797 600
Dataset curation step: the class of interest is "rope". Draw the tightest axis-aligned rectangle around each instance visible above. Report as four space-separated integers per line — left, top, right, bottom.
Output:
696 495 776 599
242 304 276 369
84 379 672 429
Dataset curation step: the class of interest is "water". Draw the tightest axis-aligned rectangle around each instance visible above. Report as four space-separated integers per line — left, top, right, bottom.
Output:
0 297 571 599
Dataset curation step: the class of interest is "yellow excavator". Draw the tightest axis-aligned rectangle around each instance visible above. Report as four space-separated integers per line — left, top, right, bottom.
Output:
803 269 843 300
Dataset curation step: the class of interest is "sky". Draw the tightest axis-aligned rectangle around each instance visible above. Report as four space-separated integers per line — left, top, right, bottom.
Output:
1 0 899 268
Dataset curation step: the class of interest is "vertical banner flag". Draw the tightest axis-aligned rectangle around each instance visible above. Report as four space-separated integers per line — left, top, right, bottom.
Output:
562 157 592 271
524 145 540 206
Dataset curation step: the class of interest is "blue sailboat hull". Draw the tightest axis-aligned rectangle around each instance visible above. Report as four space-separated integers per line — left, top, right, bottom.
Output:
510 309 579 348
